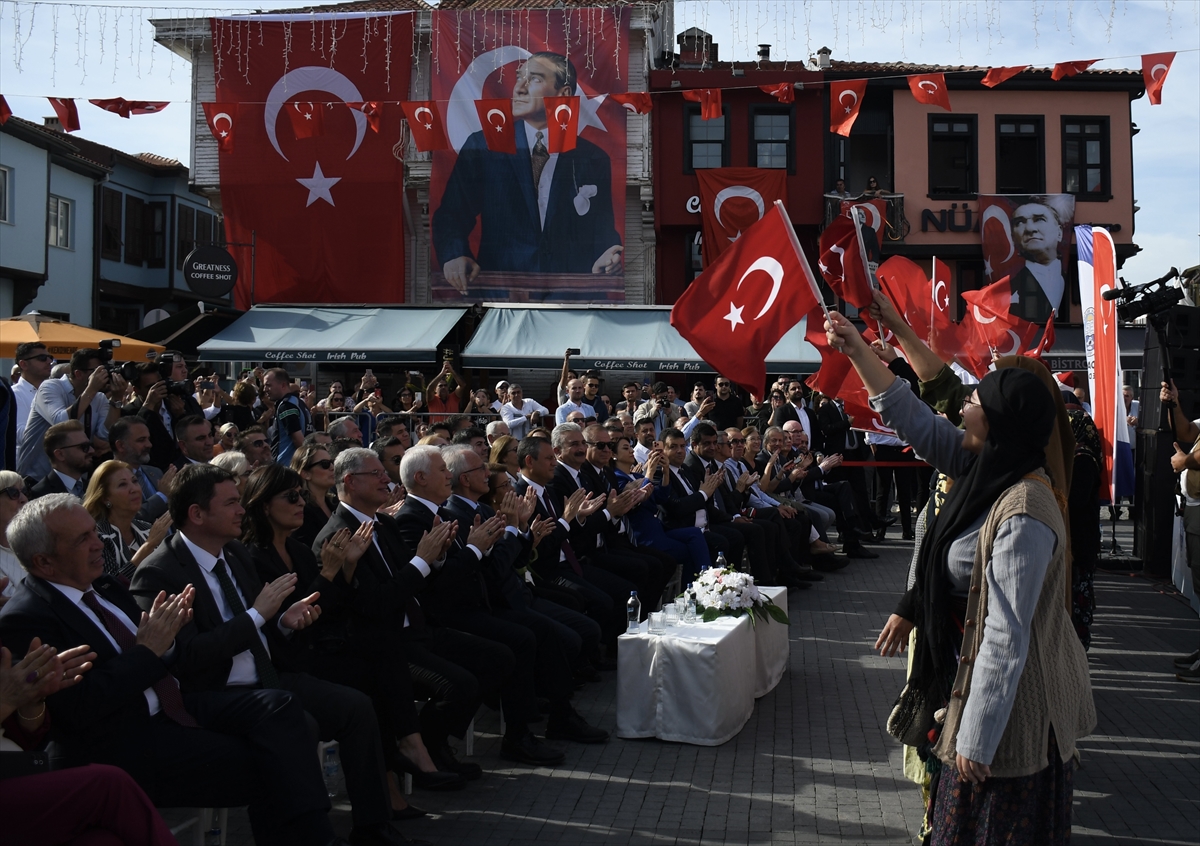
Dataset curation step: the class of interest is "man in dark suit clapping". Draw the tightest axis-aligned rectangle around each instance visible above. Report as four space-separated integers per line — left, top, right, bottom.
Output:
28 421 94 500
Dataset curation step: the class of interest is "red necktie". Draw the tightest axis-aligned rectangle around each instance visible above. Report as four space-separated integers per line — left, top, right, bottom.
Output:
82 591 198 727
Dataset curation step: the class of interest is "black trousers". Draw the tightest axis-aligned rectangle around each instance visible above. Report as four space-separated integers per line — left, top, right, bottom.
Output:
872 444 916 533
722 518 772 579
529 596 601 664
593 536 675 607
403 626 514 745
810 480 865 539
706 522 744 567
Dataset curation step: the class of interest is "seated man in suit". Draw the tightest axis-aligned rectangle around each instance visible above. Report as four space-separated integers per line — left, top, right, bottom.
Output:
29 421 95 499
513 436 630 650
174 415 215 468
315 448 545 771
397 445 606 749
657 428 738 567
131 464 415 846
0 494 340 846
109 416 173 523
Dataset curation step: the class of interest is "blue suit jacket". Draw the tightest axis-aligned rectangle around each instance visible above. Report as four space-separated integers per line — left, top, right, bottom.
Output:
433 121 621 275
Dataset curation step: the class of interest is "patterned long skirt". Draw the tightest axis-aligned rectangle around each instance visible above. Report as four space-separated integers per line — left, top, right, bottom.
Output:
928 732 1074 846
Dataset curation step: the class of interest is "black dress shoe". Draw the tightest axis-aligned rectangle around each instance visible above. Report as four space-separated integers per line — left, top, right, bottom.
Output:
500 731 566 766
902 529 916 540
349 824 430 846
844 544 879 559
391 804 428 821
396 754 466 791
546 708 609 743
430 743 483 781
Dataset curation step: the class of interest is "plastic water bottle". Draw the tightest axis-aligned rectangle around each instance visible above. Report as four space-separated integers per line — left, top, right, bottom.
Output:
203 809 222 846
685 583 698 623
716 551 729 570
323 746 341 798
626 591 642 634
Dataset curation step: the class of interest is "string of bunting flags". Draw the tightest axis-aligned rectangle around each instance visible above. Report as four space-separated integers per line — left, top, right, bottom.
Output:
0 50 1177 144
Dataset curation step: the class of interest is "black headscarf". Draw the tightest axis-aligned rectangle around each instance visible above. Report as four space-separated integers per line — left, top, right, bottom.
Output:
908 366 1059 701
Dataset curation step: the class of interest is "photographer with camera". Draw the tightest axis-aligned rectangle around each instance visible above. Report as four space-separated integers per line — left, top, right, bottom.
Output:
121 361 194 472
16 348 123 480
632 382 683 438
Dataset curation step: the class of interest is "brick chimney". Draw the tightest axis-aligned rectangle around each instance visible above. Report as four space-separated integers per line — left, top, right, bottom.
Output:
678 27 717 68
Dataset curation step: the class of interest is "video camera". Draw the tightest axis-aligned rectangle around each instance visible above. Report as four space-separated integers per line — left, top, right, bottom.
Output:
1102 267 1182 321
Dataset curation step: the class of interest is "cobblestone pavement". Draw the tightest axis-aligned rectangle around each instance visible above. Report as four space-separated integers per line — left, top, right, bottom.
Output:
164 520 1199 845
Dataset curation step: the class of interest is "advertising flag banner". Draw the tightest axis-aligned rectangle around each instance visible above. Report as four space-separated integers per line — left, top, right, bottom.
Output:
695 168 787 266
1077 225 1135 502
671 203 819 396
430 7 629 303
979 194 1075 324
210 13 412 307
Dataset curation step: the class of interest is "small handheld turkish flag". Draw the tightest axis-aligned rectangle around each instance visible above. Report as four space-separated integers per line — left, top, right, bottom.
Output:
609 92 652 115
1051 60 1098 80
818 205 881 310
48 98 80 132
0 95 11 126
876 255 931 335
829 79 867 136
400 101 447 150
1141 52 1175 105
1024 313 1056 360
759 83 794 104
906 74 951 111
287 101 325 139
347 101 383 134
543 96 579 153
962 277 1039 356
90 98 132 118
474 98 517 154
682 89 722 121
202 103 236 153
981 66 1029 88
671 202 821 396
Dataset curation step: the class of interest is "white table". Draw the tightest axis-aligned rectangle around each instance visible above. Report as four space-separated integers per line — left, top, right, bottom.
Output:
616 614 756 746
754 586 789 698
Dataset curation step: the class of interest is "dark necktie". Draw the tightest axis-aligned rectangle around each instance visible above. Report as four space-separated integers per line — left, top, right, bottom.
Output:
212 559 281 688
440 507 491 609
542 490 583 576
135 468 157 501
531 131 549 193
373 519 427 633
71 478 84 497
81 591 198 727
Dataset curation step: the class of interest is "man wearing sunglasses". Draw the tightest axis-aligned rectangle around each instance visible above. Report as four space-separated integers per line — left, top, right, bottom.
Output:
12 342 55 448
28 421 95 499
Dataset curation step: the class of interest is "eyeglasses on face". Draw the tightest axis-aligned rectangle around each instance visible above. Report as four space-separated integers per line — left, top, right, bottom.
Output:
1 486 26 500
62 441 94 452
275 489 304 504
729 438 746 445
961 396 981 412
248 439 268 449
585 441 612 450
349 469 389 480
306 459 335 470
21 353 54 363
387 455 404 466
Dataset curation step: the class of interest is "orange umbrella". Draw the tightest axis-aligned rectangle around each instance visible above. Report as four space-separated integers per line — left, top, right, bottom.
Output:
0 313 165 362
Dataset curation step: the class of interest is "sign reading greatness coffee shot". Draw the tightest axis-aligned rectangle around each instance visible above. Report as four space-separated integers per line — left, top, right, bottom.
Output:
428 7 630 304
183 245 238 298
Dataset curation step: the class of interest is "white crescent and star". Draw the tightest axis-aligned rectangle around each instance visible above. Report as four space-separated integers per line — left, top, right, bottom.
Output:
918 80 939 93
1151 63 1169 80
554 103 573 129
998 329 1022 356
621 101 638 113
263 66 366 161
933 280 949 311
486 108 507 131
838 88 858 115
212 112 233 138
725 257 785 331
973 305 998 324
296 161 341 207
714 186 766 242
981 205 1016 264
414 106 434 129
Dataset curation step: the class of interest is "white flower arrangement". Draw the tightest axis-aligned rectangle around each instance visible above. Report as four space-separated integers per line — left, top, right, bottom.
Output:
693 567 789 625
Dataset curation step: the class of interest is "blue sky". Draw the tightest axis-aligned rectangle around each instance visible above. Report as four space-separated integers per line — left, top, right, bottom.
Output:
2 0 1196 285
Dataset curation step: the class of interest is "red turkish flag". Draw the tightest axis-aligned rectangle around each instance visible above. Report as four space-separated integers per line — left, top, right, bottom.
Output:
473 98 517 154
1142 52 1175 105
48 98 80 132
803 312 893 434
1024 313 1056 361
829 79 867 136
400 101 447 150
981 66 1028 88
90 98 133 118
907 74 951 111
347 101 383 134
0 95 12 126
695 168 787 266
928 257 957 360
759 83 794 104
126 101 169 115
818 205 881 310
876 256 932 337
609 92 652 114
962 277 1039 356
682 88 722 120
202 103 236 153
543 96 579 154
1052 60 1097 81
287 101 325 139
211 13 412 306
671 203 820 396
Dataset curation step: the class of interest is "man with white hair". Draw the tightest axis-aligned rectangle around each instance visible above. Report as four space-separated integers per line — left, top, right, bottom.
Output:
499 384 547 440
485 420 511 445
328 415 363 445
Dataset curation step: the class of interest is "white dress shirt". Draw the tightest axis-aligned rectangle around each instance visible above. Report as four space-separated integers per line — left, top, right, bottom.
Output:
341 502 432 627
500 399 549 440
555 400 595 425
12 377 37 446
670 466 707 529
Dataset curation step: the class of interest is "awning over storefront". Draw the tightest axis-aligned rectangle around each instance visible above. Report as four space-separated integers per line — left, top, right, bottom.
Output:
128 302 243 358
461 305 822 373
197 306 470 364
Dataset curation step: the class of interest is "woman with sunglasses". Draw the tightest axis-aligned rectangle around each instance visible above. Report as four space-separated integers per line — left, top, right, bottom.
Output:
291 442 339 547
82 461 172 582
862 175 886 198
0 471 29 599
241 464 451 816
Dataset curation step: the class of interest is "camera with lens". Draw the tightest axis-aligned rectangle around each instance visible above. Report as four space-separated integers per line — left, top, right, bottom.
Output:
97 339 125 380
156 352 196 399
1103 267 1182 322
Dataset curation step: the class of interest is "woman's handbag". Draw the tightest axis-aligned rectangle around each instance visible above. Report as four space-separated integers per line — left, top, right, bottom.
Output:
886 683 936 747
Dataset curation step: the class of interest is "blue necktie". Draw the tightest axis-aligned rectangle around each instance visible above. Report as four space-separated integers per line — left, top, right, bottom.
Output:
136 468 157 500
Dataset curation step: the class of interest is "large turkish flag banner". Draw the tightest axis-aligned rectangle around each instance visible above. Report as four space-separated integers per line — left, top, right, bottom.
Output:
695 168 787 267
211 14 412 307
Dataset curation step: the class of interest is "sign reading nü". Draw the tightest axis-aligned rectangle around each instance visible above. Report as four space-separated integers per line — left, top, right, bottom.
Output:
183 245 239 297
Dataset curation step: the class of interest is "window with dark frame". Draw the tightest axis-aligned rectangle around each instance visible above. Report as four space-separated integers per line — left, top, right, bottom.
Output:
928 115 977 197
197 210 215 248
685 106 729 172
176 204 195 270
752 108 791 170
147 201 167 268
100 188 122 261
0 166 9 223
124 195 146 266
1062 117 1110 200
47 196 71 249
995 116 1044 194
685 231 703 284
